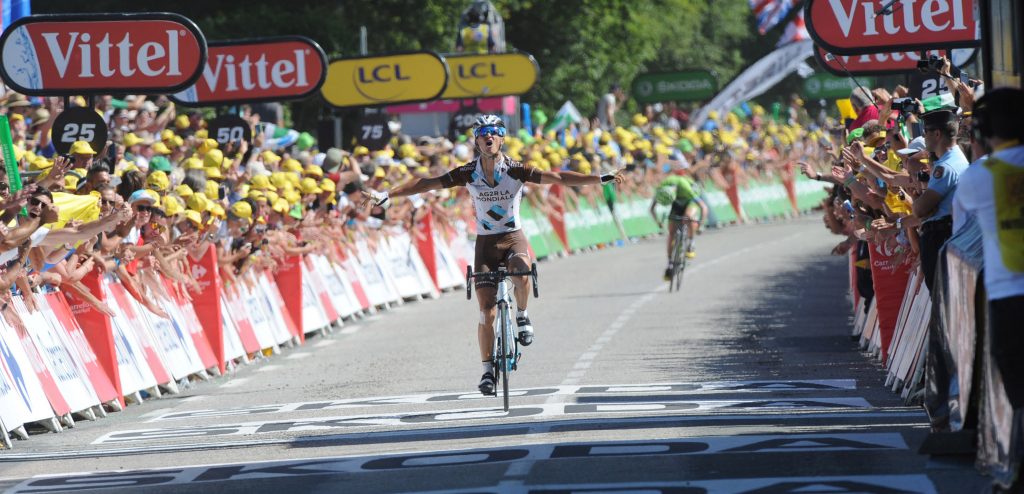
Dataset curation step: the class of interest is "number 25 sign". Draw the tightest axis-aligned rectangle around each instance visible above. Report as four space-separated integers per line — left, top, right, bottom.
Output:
52 107 108 155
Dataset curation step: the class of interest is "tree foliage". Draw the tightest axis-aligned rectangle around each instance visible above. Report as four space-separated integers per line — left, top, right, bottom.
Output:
34 0 764 124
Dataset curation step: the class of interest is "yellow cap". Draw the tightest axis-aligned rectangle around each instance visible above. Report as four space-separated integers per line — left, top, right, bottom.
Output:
250 174 272 190
281 158 302 172
230 201 253 219
163 195 184 216
261 150 281 164
69 140 96 155
304 164 323 178
203 148 225 169
270 172 290 189
187 192 210 212
198 138 219 156
319 178 336 193
175 114 190 130
195 128 208 140
205 180 219 199
265 190 280 204
204 166 224 180
160 129 175 141
272 198 290 214
184 210 203 227
146 170 170 191
123 133 144 147
299 177 322 194
151 141 171 155
209 203 226 219
64 175 80 190
353 146 370 156
183 157 204 170
373 167 386 178
170 135 184 148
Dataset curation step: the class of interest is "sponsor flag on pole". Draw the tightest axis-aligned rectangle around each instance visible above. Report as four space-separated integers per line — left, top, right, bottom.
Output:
750 0 795 35
547 101 582 133
1 0 31 30
776 10 810 47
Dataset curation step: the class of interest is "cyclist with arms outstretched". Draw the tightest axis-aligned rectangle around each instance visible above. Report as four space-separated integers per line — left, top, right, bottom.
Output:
368 115 623 395
651 174 708 280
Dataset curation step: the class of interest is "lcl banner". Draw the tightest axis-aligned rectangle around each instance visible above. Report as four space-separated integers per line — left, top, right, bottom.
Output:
321 52 448 108
0 13 206 95
805 0 980 55
440 52 539 99
813 45 978 76
171 37 327 106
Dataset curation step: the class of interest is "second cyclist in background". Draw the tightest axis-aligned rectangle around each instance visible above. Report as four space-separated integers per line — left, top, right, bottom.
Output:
651 174 708 281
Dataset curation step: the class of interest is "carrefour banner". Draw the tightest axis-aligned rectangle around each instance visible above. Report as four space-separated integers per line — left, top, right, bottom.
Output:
321 52 449 108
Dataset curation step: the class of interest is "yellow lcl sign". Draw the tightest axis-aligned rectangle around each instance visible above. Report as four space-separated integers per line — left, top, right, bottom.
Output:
321 52 448 108
442 52 539 99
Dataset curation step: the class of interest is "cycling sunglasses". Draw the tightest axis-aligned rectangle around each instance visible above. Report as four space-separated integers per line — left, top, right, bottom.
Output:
474 125 506 138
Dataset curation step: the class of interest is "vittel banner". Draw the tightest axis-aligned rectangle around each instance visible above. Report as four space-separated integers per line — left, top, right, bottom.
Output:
805 0 980 55
171 37 327 106
813 45 977 76
0 13 206 95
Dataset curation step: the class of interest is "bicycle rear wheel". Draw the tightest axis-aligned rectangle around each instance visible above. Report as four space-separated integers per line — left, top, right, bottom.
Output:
670 224 685 292
675 225 689 291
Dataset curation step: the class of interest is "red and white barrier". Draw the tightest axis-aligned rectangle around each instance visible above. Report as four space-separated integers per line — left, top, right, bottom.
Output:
0 223 491 448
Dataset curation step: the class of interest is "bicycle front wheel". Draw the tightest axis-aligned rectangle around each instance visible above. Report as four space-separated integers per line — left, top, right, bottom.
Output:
497 303 511 411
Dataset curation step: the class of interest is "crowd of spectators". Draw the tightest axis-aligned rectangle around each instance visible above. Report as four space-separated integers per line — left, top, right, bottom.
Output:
0 87 834 337
800 56 1024 491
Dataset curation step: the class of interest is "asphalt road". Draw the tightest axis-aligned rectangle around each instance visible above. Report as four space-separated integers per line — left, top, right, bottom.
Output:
0 217 990 493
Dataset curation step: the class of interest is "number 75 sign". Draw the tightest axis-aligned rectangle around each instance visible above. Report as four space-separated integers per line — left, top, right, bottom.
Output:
51 107 109 156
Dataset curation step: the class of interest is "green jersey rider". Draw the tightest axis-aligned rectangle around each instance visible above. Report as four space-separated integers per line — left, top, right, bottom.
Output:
650 174 708 280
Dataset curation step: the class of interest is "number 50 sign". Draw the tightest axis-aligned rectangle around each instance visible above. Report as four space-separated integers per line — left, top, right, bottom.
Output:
52 107 109 156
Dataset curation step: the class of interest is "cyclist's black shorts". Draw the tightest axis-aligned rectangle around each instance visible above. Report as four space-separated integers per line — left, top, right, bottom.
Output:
668 198 700 221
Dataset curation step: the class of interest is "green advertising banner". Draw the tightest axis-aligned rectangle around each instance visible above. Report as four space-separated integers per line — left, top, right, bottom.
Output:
803 74 875 100
631 70 718 103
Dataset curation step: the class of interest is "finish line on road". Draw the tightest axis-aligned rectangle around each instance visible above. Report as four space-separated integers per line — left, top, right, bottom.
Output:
146 379 859 422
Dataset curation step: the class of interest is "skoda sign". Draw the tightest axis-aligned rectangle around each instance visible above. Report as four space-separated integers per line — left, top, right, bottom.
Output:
803 74 875 99
631 70 717 104
321 52 448 108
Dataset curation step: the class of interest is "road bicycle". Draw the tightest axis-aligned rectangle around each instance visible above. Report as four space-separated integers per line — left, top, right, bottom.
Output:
667 216 692 292
466 263 539 411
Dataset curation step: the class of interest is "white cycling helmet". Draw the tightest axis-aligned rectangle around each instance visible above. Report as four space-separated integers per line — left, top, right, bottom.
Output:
472 114 505 131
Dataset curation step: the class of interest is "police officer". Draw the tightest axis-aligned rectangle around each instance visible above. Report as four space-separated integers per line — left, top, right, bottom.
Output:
912 108 969 292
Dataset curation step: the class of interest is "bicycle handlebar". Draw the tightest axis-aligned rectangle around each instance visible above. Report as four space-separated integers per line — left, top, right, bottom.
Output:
468 270 534 280
466 263 540 300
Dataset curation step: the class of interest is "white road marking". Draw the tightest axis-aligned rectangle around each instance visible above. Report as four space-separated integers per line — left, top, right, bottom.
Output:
13 435 920 492
285 353 308 360
313 339 337 348
255 365 281 373
139 408 177 420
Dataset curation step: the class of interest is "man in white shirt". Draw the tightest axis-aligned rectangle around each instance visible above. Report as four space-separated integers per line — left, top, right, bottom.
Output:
953 88 1024 416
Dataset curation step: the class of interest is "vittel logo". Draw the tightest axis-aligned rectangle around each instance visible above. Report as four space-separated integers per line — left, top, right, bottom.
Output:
827 0 969 37
0 14 206 95
204 50 309 92
41 29 185 78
